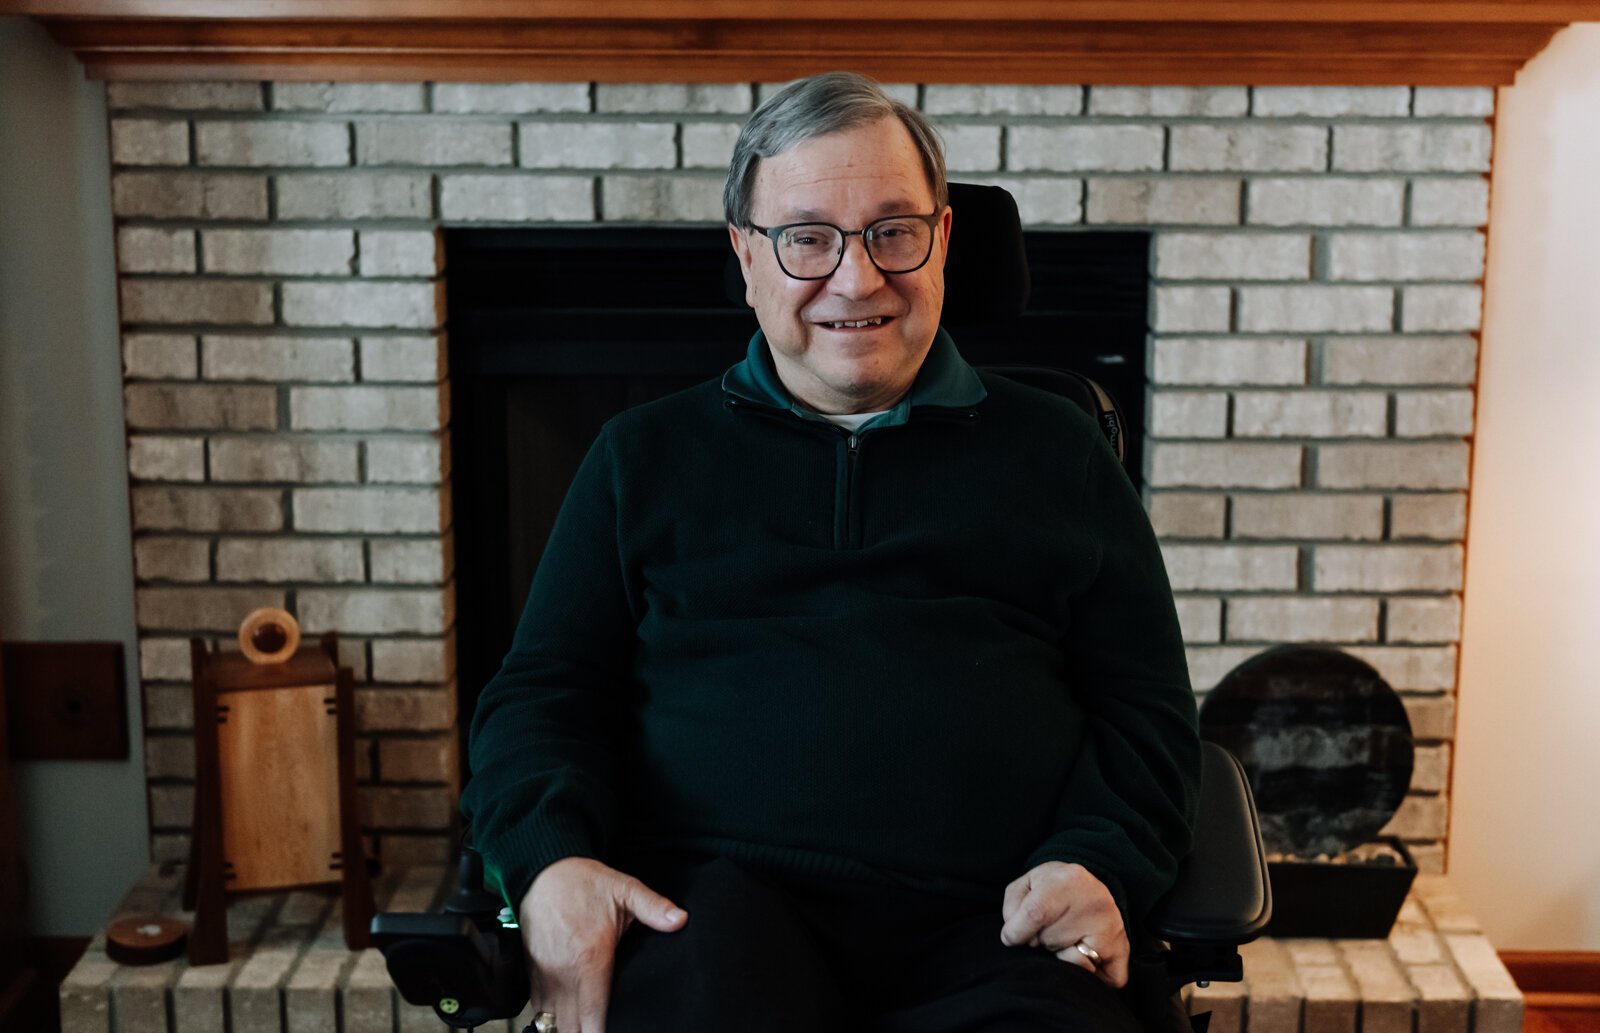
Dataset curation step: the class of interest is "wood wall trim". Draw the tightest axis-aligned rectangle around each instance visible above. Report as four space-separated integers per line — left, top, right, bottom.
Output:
33 15 1577 85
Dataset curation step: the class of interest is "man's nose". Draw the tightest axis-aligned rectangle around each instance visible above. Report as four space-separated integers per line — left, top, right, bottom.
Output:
829 234 887 297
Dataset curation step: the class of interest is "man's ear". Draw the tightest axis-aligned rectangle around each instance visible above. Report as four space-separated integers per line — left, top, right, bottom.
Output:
728 223 757 308
936 204 954 269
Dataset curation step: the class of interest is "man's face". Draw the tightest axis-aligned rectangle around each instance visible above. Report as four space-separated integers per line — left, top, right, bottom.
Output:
729 116 953 415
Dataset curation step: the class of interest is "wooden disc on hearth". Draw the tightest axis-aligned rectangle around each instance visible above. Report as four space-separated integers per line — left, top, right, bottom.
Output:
106 915 188 965
238 607 300 665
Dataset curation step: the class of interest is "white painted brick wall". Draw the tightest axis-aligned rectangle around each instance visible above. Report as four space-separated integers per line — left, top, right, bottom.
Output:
132 486 283 532
202 335 355 383
1401 285 1483 331
196 121 350 167
369 538 453 584
1148 493 1226 538
371 639 454 684
1317 442 1471 489
597 83 750 113
216 538 365 583
1237 285 1393 333
1247 178 1405 226
1410 178 1490 226
432 82 590 113
114 171 269 219
208 439 360 483
935 124 1002 173
1251 86 1411 117
1148 392 1228 437
923 84 1083 116
117 227 197 274
290 386 445 431
1227 595 1380 642
275 173 434 219
355 122 512 166
121 280 274 326
1388 596 1463 643
1413 87 1495 117
1169 125 1328 172
281 282 442 329
602 175 725 222
1395 390 1475 436
128 436 206 481
360 336 446 382
438 173 594 221
110 119 190 166
293 487 448 534
1160 544 1300 590
108 82 264 111
124 384 278 431
1087 178 1241 225
299 587 454 635
1149 442 1303 488
682 122 743 169
1314 545 1464 591
969 177 1084 225
1087 86 1247 117
1231 493 1385 540
1391 493 1468 539
1328 231 1486 281
365 438 448 483
520 121 675 169
1323 336 1477 385
124 334 199 380
1154 232 1311 280
358 232 439 278
1152 286 1231 332
1173 597 1222 642
137 586 286 631
202 228 355 276
1232 390 1388 437
134 537 211 582
1152 338 1307 385
273 83 426 113
1008 125 1164 172
1334 125 1493 172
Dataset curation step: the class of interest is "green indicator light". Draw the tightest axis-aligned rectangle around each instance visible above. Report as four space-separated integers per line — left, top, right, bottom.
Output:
439 997 460 1015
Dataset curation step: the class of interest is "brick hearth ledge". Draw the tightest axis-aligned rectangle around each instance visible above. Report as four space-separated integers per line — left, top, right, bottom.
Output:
61 862 1520 1033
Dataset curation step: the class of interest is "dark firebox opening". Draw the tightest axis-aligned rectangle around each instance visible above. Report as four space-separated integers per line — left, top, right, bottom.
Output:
445 227 1151 773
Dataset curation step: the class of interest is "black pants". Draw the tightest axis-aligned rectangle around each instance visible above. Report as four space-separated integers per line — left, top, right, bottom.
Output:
605 850 1161 1033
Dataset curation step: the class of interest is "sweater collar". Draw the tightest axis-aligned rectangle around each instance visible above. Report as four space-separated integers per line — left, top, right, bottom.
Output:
721 326 987 428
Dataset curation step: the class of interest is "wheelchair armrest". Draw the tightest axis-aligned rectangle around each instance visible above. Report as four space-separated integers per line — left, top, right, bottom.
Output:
1148 742 1272 988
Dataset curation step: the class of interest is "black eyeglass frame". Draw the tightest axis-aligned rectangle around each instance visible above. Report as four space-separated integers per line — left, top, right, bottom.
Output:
744 211 944 281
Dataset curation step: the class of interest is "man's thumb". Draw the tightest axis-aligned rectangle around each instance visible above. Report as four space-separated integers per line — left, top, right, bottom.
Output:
624 880 687 932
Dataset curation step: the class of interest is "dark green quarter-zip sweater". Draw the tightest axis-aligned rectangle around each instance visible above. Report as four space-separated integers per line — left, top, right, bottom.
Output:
462 328 1201 929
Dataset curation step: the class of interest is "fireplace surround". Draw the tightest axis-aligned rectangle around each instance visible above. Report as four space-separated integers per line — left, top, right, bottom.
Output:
106 79 1489 880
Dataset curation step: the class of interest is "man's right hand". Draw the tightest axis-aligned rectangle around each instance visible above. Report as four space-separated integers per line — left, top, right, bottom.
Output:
517 856 688 1033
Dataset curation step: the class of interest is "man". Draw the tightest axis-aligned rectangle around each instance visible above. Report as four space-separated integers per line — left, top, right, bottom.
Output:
462 72 1201 1033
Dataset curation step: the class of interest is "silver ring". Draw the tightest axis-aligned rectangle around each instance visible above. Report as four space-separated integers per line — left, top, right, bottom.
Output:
1074 941 1103 966
532 1011 558 1033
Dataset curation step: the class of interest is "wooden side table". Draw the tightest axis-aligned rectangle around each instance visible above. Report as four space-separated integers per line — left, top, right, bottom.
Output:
183 631 372 965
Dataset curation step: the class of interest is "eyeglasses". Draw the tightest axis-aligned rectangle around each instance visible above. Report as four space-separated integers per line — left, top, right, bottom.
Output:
746 212 943 280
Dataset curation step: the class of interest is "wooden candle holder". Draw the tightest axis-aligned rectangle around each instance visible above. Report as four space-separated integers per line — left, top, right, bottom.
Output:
183 616 372 965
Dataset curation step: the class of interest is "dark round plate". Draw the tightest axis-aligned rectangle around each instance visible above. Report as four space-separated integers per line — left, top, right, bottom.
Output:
1197 644 1413 858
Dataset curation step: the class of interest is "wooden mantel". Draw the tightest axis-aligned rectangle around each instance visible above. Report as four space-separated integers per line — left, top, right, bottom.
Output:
11 1 1600 85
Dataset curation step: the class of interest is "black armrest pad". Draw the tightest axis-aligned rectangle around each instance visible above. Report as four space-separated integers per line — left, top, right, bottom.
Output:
1150 742 1272 944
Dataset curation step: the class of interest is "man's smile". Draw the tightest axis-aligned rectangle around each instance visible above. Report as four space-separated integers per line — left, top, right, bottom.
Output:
814 315 896 331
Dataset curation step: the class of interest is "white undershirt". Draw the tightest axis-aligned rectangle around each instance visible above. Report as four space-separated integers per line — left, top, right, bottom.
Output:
814 409 889 433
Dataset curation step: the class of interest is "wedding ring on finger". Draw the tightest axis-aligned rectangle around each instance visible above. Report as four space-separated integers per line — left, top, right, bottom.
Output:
531 1011 558 1033
1074 941 1103 966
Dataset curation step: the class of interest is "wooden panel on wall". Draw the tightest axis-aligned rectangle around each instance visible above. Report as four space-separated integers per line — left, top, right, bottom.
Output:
20 1 1596 84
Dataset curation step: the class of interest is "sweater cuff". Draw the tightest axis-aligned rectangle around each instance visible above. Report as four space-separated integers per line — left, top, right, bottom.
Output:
478 812 601 913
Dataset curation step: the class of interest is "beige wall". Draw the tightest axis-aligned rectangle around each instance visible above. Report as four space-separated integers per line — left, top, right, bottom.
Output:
0 18 149 934
1452 22 1600 951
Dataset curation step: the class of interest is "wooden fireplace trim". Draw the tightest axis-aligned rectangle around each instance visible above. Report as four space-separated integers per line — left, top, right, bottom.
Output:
15 1 1600 85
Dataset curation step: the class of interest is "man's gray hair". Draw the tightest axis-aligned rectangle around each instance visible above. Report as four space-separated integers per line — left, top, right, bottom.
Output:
723 72 948 228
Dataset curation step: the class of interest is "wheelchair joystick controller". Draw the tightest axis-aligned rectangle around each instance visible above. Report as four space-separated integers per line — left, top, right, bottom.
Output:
371 848 530 1029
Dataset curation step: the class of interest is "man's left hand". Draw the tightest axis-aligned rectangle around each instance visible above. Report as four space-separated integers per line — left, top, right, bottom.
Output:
1000 861 1130 988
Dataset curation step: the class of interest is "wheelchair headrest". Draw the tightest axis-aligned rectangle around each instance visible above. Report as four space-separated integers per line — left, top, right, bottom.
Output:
723 181 1031 327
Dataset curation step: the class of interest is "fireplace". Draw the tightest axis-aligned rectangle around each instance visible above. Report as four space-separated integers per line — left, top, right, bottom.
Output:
109 80 1487 879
